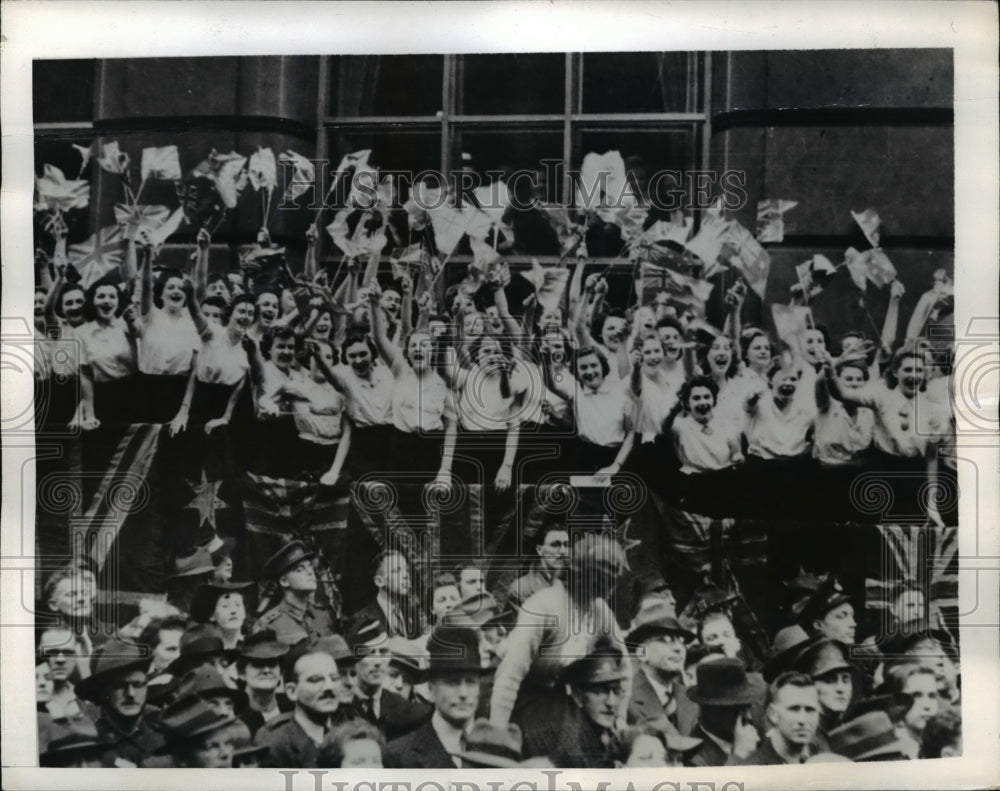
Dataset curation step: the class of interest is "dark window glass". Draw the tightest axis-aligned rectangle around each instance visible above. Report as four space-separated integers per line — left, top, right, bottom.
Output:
459 53 564 115
329 56 443 117
582 52 694 113
33 60 96 124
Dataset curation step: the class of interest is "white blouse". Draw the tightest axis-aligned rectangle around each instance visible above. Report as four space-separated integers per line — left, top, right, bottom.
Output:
79 319 136 383
138 310 200 376
195 330 249 386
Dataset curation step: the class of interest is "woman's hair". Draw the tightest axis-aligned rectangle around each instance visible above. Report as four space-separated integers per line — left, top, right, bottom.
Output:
739 328 774 365
152 269 189 310
206 272 233 299
55 283 85 318
201 295 228 312
881 662 936 700
575 345 610 379
318 720 385 768
630 331 665 398
698 334 740 379
655 315 684 336
591 308 627 342
222 292 257 325
835 357 870 381
260 327 299 359
679 375 719 410
885 343 928 391
83 280 123 322
340 332 377 363
469 333 513 398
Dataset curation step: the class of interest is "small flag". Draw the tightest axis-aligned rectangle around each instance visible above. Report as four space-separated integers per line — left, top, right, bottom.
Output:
644 212 693 246
521 258 570 314
576 150 636 211
248 147 278 193
278 150 316 202
140 146 182 181
34 164 90 213
96 141 131 176
684 201 730 276
469 236 502 270
636 261 714 316
68 225 125 288
793 254 836 300
756 199 798 243
325 209 386 259
843 247 869 291
721 222 771 299
193 150 248 209
771 303 812 348
851 208 882 248
114 203 170 237
145 207 186 248
72 142 96 175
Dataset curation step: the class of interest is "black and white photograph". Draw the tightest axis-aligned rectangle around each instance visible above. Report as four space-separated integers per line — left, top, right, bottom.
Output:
2 3 998 790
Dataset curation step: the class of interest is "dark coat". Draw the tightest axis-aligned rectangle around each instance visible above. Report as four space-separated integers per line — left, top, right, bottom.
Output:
685 724 744 768
253 710 352 768
350 688 432 742
384 720 456 769
549 709 615 769
349 598 423 641
626 667 700 736
95 710 164 768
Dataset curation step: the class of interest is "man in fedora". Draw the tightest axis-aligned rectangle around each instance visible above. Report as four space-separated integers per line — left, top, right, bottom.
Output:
166 623 234 685
235 629 292 735
625 600 699 735
550 637 630 768
739 671 821 765
685 656 763 767
74 636 164 767
253 539 336 647
152 696 237 768
254 645 354 768
346 619 431 742
384 625 487 768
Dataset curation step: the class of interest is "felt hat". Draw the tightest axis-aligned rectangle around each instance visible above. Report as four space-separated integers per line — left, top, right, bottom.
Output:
828 711 909 762
238 629 289 662
174 665 247 709
39 719 105 766
168 546 216 580
263 540 315 580
762 625 815 683
189 581 254 624
345 618 388 651
794 639 855 681
314 633 354 665
686 657 760 706
626 600 696 650
166 623 228 675
426 625 488 677
75 637 151 702
456 719 523 768
798 577 853 628
153 696 236 755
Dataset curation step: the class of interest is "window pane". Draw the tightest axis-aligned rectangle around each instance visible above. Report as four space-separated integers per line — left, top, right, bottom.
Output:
582 52 694 113
453 128 564 255
33 60 96 124
329 56 443 117
460 53 565 115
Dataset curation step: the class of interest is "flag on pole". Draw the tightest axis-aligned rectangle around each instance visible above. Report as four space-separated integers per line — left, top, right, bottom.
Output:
34 164 90 213
68 225 125 288
278 150 316 203
140 146 182 181
248 147 278 193
113 203 170 239
685 202 730 277
521 258 570 314
636 261 714 315
756 198 798 242
145 207 186 248
644 212 693 246
96 141 132 176
793 254 837 300
771 303 812 349
722 222 771 298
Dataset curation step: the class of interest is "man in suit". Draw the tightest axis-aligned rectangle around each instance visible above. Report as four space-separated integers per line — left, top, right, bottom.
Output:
625 600 699 735
346 619 431 741
350 551 423 639
685 657 764 767
384 625 487 768
254 646 355 768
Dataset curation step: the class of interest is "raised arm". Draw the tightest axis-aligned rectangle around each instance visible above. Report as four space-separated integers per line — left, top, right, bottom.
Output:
193 229 211 303
185 280 211 340
304 338 347 392
823 356 878 409
44 267 65 335
881 279 905 352
303 223 319 280
139 235 154 319
572 274 601 348
399 274 414 340
492 281 524 349
366 281 404 371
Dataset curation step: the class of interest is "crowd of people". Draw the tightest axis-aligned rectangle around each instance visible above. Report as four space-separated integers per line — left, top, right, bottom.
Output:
31 160 960 768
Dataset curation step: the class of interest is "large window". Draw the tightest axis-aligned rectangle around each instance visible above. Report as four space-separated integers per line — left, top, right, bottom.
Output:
319 52 710 261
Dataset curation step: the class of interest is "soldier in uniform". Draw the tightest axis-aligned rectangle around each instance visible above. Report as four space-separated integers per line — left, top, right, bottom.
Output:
253 540 336 647
74 637 164 767
254 645 357 767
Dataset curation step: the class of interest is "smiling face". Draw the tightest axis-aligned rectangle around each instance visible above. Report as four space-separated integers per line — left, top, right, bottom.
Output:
380 289 401 318
256 293 279 326
895 354 926 398
804 329 827 364
485 306 504 334
313 311 333 340
206 279 230 301
212 592 246 632
657 325 682 361
601 317 626 350
61 288 85 322
162 276 188 310
640 633 687 676
475 337 504 369
640 336 664 370
837 362 867 392
202 301 224 324
463 312 485 338
407 332 433 371
770 367 801 399
708 337 733 374
93 285 119 319
687 385 716 423
229 301 255 332
345 341 373 378
577 352 605 391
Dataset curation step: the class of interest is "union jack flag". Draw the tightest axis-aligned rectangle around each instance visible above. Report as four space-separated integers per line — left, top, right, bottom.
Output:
68 225 125 288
